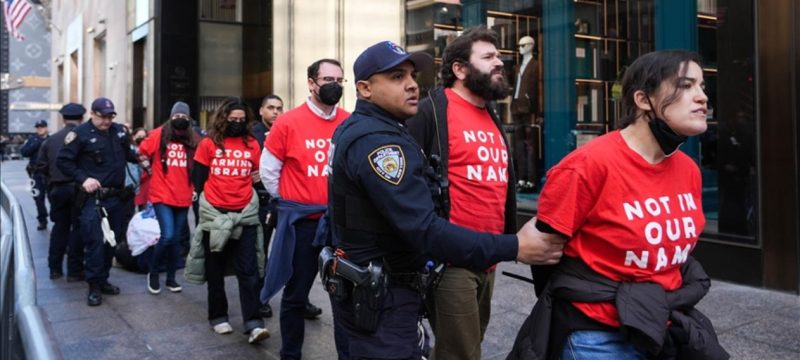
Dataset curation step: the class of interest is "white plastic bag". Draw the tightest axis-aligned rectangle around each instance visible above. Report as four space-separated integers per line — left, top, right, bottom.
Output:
126 205 160 256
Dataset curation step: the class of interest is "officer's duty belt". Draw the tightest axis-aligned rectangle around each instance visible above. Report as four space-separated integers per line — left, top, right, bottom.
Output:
95 186 130 200
49 180 75 187
387 272 421 288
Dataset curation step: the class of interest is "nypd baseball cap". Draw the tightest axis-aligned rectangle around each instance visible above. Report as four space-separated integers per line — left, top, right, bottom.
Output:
91 97 117 116
34 120 48 128
354 41 434 82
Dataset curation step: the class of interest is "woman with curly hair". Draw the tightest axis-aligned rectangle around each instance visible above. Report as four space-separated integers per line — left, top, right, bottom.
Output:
186 97 269 344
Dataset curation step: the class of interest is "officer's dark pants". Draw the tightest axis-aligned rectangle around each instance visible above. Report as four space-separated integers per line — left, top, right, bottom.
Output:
80 195 124 286
47 183 83 276
32 174 48 224
332 287 423 359
280 219 323 359
202 226 264 333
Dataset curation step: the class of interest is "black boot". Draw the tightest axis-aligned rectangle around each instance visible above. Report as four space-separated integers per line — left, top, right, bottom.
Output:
304 302 322 319
259 303 273 318
99 281 120 295
87 284 102 306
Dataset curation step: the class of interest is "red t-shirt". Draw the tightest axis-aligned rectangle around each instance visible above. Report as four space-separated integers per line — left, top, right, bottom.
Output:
138 127 193 207
194 136 260 209
445 88 508 235
537 130 705 327
265 103 349 205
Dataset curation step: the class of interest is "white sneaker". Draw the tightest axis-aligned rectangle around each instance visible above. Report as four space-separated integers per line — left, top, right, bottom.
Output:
213 322 233 335
248 327 270 344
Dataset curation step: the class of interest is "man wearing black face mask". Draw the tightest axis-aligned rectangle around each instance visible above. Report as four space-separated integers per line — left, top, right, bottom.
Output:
259 58 351 360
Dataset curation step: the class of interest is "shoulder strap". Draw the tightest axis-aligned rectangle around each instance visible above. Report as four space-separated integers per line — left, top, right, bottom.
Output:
428 90 451 218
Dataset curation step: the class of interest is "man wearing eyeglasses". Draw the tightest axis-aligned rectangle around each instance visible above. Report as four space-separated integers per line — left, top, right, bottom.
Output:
259 59 350 359
57 97 139 307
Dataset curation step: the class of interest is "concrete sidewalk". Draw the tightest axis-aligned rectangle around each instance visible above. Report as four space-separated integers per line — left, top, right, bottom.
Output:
2 159 799 359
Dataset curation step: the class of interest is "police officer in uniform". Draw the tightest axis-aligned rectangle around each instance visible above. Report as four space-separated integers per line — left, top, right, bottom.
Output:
20 119 50 230
323 41 566 359
57 97 139 306
37 103 87 281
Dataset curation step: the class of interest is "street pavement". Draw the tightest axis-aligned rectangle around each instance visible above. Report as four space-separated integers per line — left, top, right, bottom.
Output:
1 159 799 359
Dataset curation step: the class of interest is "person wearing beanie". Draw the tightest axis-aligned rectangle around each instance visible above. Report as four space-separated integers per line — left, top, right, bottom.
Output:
37 103 86 281
138 101 200 295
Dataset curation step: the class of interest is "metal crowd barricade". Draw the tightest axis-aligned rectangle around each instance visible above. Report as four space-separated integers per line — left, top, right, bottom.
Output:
1 181 63 360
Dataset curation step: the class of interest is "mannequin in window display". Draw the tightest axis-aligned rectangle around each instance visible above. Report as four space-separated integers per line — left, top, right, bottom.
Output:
511 36 541 192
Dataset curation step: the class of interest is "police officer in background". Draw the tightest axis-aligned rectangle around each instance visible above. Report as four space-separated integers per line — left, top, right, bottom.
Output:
37 103 87 281
57 97 139 306
20 119 50 230
323 41 566 359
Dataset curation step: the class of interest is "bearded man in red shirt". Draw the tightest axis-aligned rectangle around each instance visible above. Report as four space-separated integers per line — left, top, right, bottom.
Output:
407 26 517 360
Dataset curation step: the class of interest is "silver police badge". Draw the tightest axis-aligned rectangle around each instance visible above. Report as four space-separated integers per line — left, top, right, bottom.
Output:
369 145 405 185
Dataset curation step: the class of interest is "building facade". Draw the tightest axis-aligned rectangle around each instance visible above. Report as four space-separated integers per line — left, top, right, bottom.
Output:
403 0 798 293
2 2 51 135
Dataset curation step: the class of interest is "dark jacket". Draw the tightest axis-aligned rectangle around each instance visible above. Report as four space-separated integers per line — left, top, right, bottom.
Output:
329 100 518 272
20 134 47 167
36 123 78 183
251 121 270 149
260 199 327 304
512 57 539 115
407 87 517 235
508 256 729 360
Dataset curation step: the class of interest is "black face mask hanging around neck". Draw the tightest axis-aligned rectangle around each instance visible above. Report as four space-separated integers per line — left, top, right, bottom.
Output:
646 97 687 157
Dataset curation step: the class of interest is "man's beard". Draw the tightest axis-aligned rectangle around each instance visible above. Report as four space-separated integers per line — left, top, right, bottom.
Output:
464 63 510 101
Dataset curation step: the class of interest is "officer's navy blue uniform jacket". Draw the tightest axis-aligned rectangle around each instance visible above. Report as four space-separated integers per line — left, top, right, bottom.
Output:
37 123 78 183
329 100 518 273
57 121 137 189
20 134 47 167
260 199 326 304
507 256 729 360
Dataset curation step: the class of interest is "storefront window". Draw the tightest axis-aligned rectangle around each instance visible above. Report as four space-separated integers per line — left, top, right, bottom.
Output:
406 2 462 92
697 0 757 243
573 0 654 139
197 0 272 127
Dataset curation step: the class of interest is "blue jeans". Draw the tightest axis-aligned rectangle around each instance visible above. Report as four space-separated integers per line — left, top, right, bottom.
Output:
562 330 647 360
150 203 189 280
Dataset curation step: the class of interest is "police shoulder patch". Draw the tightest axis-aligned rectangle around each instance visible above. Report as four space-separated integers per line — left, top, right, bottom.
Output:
368 145 405 185
64 131 77 145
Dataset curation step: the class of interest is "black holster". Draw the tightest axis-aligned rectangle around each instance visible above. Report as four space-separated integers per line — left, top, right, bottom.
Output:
319 247 388 333
351 280 386 333
75 188 90 209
